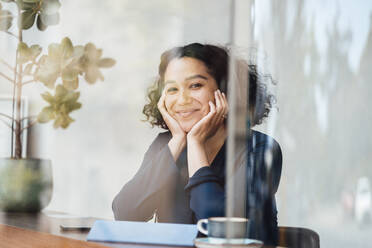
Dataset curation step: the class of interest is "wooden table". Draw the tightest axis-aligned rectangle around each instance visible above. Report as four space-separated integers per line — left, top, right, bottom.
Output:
0 211 282 248
0 211 191 248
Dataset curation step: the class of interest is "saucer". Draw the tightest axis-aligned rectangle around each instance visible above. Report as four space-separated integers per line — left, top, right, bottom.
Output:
194 237 263 248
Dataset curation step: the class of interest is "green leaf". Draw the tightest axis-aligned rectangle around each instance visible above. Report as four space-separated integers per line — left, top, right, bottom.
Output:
0 10 13 31
18 1 37 11
39 74 58 88
47 43 61 58
62 74 79 90
65 101 81 112
17 42 31 64
62 77 78 90
84 66 103 84
53 115 62 128
35 66 59 88
20 10 36 30
41 0 60 15
62 91 80 103
35 55 59 88
53 112 73 129
98 58 116 68
60 37 74 58
59 103 68 114
17 41 28 51
61 67 79 81
29 44 42 60
37 106 54 123
23 0 40 3
41 92 54 103
24 63 33 75
71 102 81 111
36 14 47 31
55 84 68 98
84 43 102 60
73 45 84 58
60 115 73 129
40 12 59 26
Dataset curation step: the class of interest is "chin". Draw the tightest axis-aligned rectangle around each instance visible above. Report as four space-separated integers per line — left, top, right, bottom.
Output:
179 119 199 133
182 126 192 133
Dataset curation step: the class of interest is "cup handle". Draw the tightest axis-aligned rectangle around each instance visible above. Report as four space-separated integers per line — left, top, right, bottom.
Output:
196 219 208 235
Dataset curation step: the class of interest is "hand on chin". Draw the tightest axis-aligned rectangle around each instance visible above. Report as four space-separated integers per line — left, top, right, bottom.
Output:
179 120 198 134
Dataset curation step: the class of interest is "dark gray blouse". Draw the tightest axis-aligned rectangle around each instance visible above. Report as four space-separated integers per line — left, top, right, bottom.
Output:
112 130 282 245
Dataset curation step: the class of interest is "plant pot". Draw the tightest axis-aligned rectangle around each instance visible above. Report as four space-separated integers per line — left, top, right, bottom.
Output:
0 158 53 212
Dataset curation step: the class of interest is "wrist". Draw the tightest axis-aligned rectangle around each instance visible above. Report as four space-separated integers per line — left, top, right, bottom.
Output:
171 135 186 146
187 141 209 177
168 137 186 161
186 133 203 144
186 136 204 147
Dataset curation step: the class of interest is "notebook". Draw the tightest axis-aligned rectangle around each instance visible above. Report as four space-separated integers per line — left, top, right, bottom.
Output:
86 220 198 247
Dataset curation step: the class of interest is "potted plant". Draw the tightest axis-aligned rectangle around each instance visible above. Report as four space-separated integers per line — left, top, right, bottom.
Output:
0 0 115 212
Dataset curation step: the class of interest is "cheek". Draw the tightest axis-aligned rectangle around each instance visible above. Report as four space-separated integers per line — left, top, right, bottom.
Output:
164 96 176 113
198 91 215 110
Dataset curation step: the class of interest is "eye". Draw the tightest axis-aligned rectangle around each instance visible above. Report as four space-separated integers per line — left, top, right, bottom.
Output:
167 87 178 93
190 82 203 89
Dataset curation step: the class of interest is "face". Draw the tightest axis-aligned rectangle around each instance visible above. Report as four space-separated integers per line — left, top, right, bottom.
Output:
163 57 218 132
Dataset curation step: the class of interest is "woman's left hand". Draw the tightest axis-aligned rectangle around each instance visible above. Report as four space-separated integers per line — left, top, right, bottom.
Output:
187 90 228 145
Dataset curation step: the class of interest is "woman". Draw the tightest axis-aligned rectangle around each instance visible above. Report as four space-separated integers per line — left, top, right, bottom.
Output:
112 43 282 245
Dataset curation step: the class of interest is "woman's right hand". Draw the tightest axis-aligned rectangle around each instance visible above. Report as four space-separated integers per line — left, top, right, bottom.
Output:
157 89 186 140
157 89 186 160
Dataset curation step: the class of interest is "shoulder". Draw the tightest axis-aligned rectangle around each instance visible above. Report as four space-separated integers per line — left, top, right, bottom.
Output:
250 130 281 152
234 130 282 167
142 131 172 157
156 131 172 143
251 130 282 194
148 131 172 150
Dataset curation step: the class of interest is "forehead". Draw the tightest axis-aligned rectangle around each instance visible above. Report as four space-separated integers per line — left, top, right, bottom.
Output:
164 57 211 81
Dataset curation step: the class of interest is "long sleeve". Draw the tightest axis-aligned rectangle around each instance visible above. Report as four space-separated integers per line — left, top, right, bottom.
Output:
246 132 282 245
185 166 225 220
184 131 282 245
112 132 179 221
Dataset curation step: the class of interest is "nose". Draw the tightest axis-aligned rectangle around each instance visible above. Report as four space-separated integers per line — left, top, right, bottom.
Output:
177 89 192 105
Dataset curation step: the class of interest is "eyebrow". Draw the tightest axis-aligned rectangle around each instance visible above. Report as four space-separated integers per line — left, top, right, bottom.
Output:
164 74 208 85
185 74 208 81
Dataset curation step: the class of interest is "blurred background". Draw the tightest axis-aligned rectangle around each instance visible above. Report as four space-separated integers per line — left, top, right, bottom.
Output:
1 0 371 247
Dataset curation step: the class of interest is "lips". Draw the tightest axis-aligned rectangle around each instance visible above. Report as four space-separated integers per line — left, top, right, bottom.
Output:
176 109 198 118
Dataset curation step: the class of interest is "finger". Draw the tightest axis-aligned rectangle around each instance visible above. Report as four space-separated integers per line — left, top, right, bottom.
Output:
201 101 216 123
222 91 227 100
190 101 216 132
219 91 227 117
158 100 167 116
209 100 216 114
208 100 221 126
222 92 229 116
217 90 225 122
157 90 166 108
215 90 225 121
218 90 225 114
157 91 173 120
215 92 227 124
215 90 222 111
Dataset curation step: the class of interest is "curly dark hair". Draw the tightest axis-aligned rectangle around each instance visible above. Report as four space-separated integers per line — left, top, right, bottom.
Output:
142 43 276 129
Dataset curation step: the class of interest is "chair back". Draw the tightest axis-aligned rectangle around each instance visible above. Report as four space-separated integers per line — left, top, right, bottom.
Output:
278 226 320 248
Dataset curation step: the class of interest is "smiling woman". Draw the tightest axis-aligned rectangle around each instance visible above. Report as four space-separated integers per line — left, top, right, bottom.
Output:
163 57 220 133
112 43 282 246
